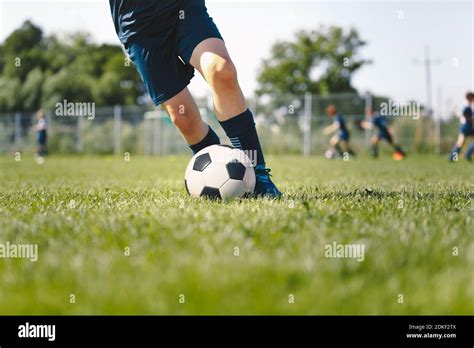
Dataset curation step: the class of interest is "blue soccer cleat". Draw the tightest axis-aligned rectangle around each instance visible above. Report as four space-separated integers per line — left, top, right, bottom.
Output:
253 166 283 198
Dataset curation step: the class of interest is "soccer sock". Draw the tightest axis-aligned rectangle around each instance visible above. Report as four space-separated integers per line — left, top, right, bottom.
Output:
334 143 344 156
465 143 474 160
189 126 220 155
449 146 461 160
371 144 379 157
394 145 404 153
451 145 461 154
219 109 265 168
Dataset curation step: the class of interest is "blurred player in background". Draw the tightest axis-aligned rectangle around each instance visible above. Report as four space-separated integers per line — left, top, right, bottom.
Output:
323 104 356 159
35 109 47 162
361 110 406 160
449 92 474 162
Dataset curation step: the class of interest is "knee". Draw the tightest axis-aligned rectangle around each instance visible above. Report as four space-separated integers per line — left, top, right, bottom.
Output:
203 56 238 89
168 108 194 134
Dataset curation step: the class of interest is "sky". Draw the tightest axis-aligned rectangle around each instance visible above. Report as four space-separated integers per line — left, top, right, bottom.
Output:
0 0 472 118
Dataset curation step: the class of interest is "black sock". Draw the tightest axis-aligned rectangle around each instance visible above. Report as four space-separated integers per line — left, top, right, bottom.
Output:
189 126 220 154
394 145 404 154
372 145 379 157
219 109 265 168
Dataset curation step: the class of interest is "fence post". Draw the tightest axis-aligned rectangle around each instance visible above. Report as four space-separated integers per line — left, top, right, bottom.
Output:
153 116 162 156
435 87 442 155
46 110 52 136
303 92 312 156
364 92 373 146
114 105 121 155
14 112 21 146
77 116 84 153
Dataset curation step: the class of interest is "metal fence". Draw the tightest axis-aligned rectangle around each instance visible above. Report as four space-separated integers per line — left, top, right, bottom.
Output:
0 93 459 156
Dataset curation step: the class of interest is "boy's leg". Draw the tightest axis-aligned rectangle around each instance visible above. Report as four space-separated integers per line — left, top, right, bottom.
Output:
330 135 343 156
190 38 281 197
190 38 246 120
162 87 220 154
371 135 380 157
341 140 356 156
449 134 464 161
464 139 474 161
385 133 405 155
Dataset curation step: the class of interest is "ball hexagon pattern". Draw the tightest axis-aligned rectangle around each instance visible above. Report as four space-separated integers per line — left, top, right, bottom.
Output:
185 145 256 199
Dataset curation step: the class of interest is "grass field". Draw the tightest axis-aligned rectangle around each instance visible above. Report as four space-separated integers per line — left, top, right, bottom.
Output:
0 154 473 315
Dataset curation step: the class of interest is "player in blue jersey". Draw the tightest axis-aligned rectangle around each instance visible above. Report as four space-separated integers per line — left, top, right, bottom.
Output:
35 109 47 159
361 110 406 160
323 105 356 158
449 92 474 162
109 0 281 197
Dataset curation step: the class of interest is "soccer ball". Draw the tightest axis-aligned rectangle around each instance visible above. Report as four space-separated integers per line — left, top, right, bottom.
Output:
392 151 405 161
325 150 336 160
185 145 256 199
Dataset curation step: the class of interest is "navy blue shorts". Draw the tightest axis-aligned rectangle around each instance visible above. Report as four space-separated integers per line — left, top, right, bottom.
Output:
37 130 47 145
124 1 223 106
377 129 393 143
338 131 350 141
459 123 474 136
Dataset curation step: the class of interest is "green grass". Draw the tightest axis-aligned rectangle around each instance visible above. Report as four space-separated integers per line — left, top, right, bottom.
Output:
0 154 473 315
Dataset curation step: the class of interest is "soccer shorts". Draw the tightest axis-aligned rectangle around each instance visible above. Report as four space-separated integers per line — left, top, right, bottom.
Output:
124 1 223 106
459 123 474 136
338 131 350 141
377 129 393 144
37 130 47 145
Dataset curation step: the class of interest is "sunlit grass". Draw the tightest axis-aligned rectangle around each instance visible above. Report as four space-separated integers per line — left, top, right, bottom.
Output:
0 155 472 314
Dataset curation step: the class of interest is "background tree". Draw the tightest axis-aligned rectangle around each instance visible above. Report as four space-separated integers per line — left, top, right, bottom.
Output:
0 20 143 112
257 25 371 100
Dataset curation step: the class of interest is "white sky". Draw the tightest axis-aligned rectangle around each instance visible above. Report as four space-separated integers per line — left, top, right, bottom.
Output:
0 0 473 117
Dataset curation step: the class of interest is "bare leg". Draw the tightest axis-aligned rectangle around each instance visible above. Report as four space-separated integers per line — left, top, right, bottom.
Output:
190 38 247 121
341 140 354 155
371 135 380 157
455 134 465 148
330 135 343 155
162 87 209 145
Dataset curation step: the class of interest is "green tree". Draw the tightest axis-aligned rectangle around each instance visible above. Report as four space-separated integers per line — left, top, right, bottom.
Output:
0 20 143 112
257 25 371 99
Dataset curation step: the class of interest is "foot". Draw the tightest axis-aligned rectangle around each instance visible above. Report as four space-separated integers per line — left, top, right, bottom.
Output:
396 149 406 157
448 152 458 162
253 167 283 198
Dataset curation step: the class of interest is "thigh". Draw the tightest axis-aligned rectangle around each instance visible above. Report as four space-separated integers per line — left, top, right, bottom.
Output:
177 0 224 66
189 38 230 76
465 125 474 137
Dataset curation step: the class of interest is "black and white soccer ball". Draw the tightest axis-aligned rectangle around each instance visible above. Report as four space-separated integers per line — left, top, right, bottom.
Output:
185 145 256 199
324 149 336 160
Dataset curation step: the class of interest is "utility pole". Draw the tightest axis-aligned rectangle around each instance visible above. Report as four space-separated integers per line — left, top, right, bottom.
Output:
414 46 441 117
435 87 442 155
